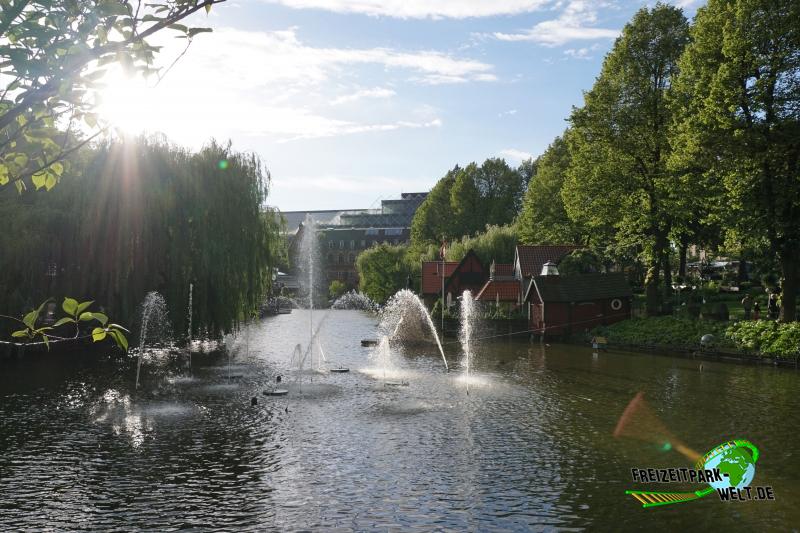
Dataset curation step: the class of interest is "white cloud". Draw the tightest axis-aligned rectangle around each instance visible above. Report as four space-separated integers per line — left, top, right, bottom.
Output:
563 44 598 60
499 148 533 162
494 1 618 46
97 27 491 144
498 109 518 117
161 27 495 87
330 87 396 105
262 0 550 19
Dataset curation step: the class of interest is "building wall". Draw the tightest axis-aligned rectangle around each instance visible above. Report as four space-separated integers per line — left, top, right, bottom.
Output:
530 297 631 337
320 227 411 288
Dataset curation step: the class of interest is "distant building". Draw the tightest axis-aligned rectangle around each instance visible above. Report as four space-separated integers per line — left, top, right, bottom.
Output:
285 193 427 289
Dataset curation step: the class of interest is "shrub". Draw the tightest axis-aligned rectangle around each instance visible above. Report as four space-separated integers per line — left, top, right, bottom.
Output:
725 321 800 359
592 317 732 350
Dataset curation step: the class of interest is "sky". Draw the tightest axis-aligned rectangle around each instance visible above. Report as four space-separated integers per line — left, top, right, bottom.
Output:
98 0 700 211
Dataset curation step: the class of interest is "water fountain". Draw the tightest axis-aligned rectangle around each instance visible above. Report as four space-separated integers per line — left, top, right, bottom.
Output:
332 290 380 312
460 290 476 391
186 282 193 370
379 289 448 371
135 291 171 390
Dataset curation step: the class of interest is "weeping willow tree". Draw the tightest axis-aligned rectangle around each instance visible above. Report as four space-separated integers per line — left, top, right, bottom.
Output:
0 136 283 339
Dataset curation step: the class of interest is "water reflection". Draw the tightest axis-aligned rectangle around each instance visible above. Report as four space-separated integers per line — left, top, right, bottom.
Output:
0 310 798 530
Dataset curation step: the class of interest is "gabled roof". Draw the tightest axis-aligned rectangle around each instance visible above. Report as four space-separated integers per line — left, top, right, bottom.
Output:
515 245 581 278
421 261 458 295
493 263 514 278
444 249 485 293
526 273 632 303
475 279 521 302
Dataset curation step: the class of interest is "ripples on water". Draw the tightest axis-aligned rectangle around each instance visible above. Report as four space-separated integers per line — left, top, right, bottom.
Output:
1 310 798 531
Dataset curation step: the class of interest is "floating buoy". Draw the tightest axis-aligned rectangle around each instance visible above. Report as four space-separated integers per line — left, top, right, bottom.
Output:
263 389 289 396
361 339 378 347
251 397 258 406
330 367 350 373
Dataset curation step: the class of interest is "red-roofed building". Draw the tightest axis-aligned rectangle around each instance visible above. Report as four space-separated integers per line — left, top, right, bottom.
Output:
475 279 521 303
514 245 581 279
421 250 486 308
475 261 523 312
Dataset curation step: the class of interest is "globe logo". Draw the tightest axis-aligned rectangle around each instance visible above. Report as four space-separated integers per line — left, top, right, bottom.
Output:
696 440 759 491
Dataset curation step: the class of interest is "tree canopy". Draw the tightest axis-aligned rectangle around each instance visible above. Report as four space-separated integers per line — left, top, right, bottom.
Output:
0 0 223 192
0 137 282 338
670 0 800 321
563 3 690 316
411 158 527 246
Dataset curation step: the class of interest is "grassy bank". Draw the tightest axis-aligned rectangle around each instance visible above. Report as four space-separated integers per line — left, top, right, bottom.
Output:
591 317 800 360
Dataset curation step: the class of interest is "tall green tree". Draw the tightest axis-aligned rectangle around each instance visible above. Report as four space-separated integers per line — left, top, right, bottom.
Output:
356 243 413 304
517 132 588 245
563 3 690 316
0 137 281 338
410 165 459 245
671 0 800 321
0 0 223 192
411 158 526 246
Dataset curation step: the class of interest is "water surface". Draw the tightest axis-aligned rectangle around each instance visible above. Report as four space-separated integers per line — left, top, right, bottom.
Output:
1 310 798 531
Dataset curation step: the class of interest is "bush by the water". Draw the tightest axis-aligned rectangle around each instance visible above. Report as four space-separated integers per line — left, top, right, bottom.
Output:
592 317 733 350
593 317 800 359
725 321 800 359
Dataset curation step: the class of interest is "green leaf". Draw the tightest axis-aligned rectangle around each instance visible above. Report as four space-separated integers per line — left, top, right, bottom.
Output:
0 165 8 185
11 330 28 338
108 323 131 333
53 317 75 327
92 327 107 342
110 329 129 351
45 173 57 191
205 3 212 14
168 23 188 33
42 334 49 350
23 310 37 329
79 311 95 322
31 172 46 190
62 297 78 316
50 162 64 175
187 27 212 38
76 300 94 314
92 312 109 326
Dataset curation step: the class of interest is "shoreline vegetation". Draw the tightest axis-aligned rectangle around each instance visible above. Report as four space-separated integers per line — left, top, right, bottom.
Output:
590 316 800 365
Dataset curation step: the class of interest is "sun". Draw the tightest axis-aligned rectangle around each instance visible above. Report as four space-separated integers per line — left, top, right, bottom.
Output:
95 68 155 134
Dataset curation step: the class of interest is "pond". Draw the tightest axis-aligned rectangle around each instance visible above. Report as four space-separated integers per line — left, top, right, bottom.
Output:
1 310 798 531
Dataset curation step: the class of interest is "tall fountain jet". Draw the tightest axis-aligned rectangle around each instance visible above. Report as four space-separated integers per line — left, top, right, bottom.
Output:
298 214 326 373
460 290 476 389
135 291 170 390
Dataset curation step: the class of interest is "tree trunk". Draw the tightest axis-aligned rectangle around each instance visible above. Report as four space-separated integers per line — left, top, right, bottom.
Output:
645 258 661 317
662 249 672 303
678 237 688 279
779 249 797 322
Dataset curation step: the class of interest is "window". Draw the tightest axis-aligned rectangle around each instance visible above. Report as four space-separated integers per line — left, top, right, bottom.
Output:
365 228 379 236
328 241 334 249
339 240 344 249
385 228 403 236
349 253 356 263
360 240 366 248
350 240 355 250
337 253 343 264
327 253 334 263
